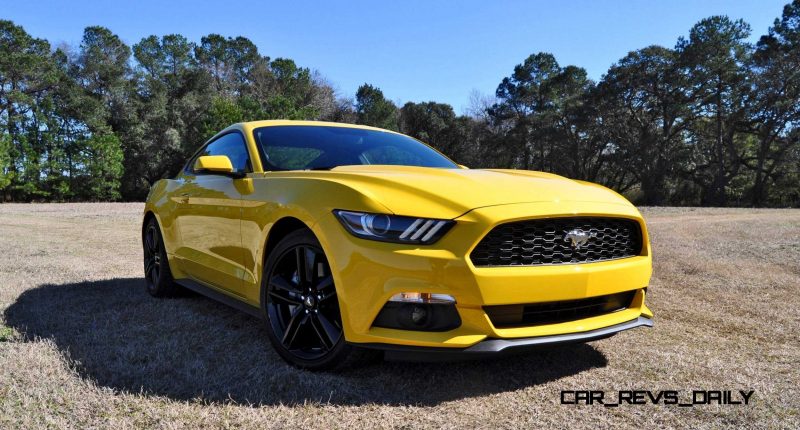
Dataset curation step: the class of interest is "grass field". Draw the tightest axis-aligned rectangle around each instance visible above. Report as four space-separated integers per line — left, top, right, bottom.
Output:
1 203 798 429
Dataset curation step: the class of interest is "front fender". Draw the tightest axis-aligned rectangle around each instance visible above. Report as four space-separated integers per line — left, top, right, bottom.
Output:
239 177 392 306
143 179 184 259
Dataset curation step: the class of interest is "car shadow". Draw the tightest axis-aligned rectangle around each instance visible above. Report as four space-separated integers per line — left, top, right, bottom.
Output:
4 278 608 406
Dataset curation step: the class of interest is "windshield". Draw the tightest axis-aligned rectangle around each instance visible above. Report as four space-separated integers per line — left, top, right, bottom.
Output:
252 125 458 171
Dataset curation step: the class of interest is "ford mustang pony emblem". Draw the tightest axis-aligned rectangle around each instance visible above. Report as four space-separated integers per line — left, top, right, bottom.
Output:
564 229 595 249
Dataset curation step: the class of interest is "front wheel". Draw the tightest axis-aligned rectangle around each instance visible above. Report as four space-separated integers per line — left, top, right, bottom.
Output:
261 229 355 370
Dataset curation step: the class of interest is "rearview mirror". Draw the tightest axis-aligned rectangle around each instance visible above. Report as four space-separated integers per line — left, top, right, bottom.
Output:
194 155 244 178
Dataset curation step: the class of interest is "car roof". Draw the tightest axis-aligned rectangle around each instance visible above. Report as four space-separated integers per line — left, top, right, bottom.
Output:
235 120 402 135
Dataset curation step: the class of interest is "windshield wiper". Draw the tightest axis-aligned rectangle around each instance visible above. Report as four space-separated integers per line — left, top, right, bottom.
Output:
305 166 337 171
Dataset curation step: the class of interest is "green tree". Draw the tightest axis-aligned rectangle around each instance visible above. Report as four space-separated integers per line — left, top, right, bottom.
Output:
75 26 133 131
399 101 475 164
201 96 244 138
0 20 65 200
75 132 124 200
355 84 398 130
73 26 135 199
195 34 263 97
489 53 561 170
540 65 606 181
745 0 800 205
132 34 212 192
597 46 692 204
489 53 609 182
261 58 320 119
0 133 12 195
677 16 753 206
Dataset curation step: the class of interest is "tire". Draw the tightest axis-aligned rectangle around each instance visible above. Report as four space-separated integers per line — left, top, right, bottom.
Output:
143 217 178 297
261 229 361 370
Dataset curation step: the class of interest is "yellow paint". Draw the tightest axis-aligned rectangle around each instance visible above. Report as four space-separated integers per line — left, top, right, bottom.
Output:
145 120 654 349
194 155 235 174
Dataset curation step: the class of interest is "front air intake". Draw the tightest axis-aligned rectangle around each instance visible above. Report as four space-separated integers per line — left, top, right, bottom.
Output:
484 290 637 328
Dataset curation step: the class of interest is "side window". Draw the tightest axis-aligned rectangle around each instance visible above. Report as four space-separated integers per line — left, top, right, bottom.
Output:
192 132 251 174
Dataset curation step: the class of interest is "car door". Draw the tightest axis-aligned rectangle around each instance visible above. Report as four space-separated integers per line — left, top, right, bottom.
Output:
173 131 252 295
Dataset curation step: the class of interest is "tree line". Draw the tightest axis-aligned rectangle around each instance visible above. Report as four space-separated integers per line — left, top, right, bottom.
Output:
1 1 799 206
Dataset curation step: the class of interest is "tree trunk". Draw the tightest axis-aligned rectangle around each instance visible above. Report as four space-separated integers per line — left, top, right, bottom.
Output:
640 173 666 206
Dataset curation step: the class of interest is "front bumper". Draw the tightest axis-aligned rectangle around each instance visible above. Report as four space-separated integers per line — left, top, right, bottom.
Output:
362 316 653 361
313 200 654 350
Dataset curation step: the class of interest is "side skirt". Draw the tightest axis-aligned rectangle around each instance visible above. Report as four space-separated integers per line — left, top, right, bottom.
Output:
175 278 264 319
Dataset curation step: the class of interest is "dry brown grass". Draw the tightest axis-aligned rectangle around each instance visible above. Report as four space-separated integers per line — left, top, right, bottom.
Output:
0 203 798 429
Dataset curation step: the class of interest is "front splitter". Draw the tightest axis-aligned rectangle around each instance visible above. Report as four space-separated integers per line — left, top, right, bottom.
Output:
356 316 653 362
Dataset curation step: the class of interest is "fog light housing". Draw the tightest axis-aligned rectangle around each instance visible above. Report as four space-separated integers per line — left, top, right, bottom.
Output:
372 293 460 332
388 292 456 304
410 305 428 324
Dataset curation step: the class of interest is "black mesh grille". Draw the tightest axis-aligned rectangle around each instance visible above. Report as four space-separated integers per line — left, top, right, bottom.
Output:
470 217 642 267
484 290 636 328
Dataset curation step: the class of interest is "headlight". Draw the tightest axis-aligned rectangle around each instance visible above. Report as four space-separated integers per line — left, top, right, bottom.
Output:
333 210 454 244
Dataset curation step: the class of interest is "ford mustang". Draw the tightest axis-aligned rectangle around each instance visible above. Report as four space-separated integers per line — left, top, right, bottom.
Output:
143 120 653 370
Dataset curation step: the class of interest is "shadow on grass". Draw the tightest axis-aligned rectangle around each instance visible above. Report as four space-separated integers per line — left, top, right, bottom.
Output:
5 278 608 406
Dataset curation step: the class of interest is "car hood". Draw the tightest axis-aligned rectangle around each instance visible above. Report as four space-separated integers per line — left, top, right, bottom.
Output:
315 165 632 219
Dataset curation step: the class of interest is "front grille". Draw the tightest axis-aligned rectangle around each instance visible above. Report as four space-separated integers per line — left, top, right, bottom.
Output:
470 217 642 267
484 290 636 328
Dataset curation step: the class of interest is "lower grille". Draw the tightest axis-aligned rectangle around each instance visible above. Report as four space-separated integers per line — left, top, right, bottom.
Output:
484 290 636 328
470 217 642 267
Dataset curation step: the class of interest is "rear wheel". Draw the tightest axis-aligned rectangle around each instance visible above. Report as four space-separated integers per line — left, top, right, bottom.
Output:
143 217 178 297
262 229 355 370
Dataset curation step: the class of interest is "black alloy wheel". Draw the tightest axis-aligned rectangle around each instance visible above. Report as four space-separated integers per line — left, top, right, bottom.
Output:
143 218 176 297
263 229 353 370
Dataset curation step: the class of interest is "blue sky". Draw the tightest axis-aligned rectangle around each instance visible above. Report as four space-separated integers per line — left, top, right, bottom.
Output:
4 0 789 113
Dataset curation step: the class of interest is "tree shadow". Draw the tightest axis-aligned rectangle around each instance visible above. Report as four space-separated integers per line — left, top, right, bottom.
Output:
4 278 608 406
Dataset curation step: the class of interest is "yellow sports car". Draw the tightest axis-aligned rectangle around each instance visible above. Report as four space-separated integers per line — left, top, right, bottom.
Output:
143 120 653 370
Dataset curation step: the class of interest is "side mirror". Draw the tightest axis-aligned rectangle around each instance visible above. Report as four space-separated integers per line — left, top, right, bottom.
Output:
194 155 245 178
458 164 469 169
